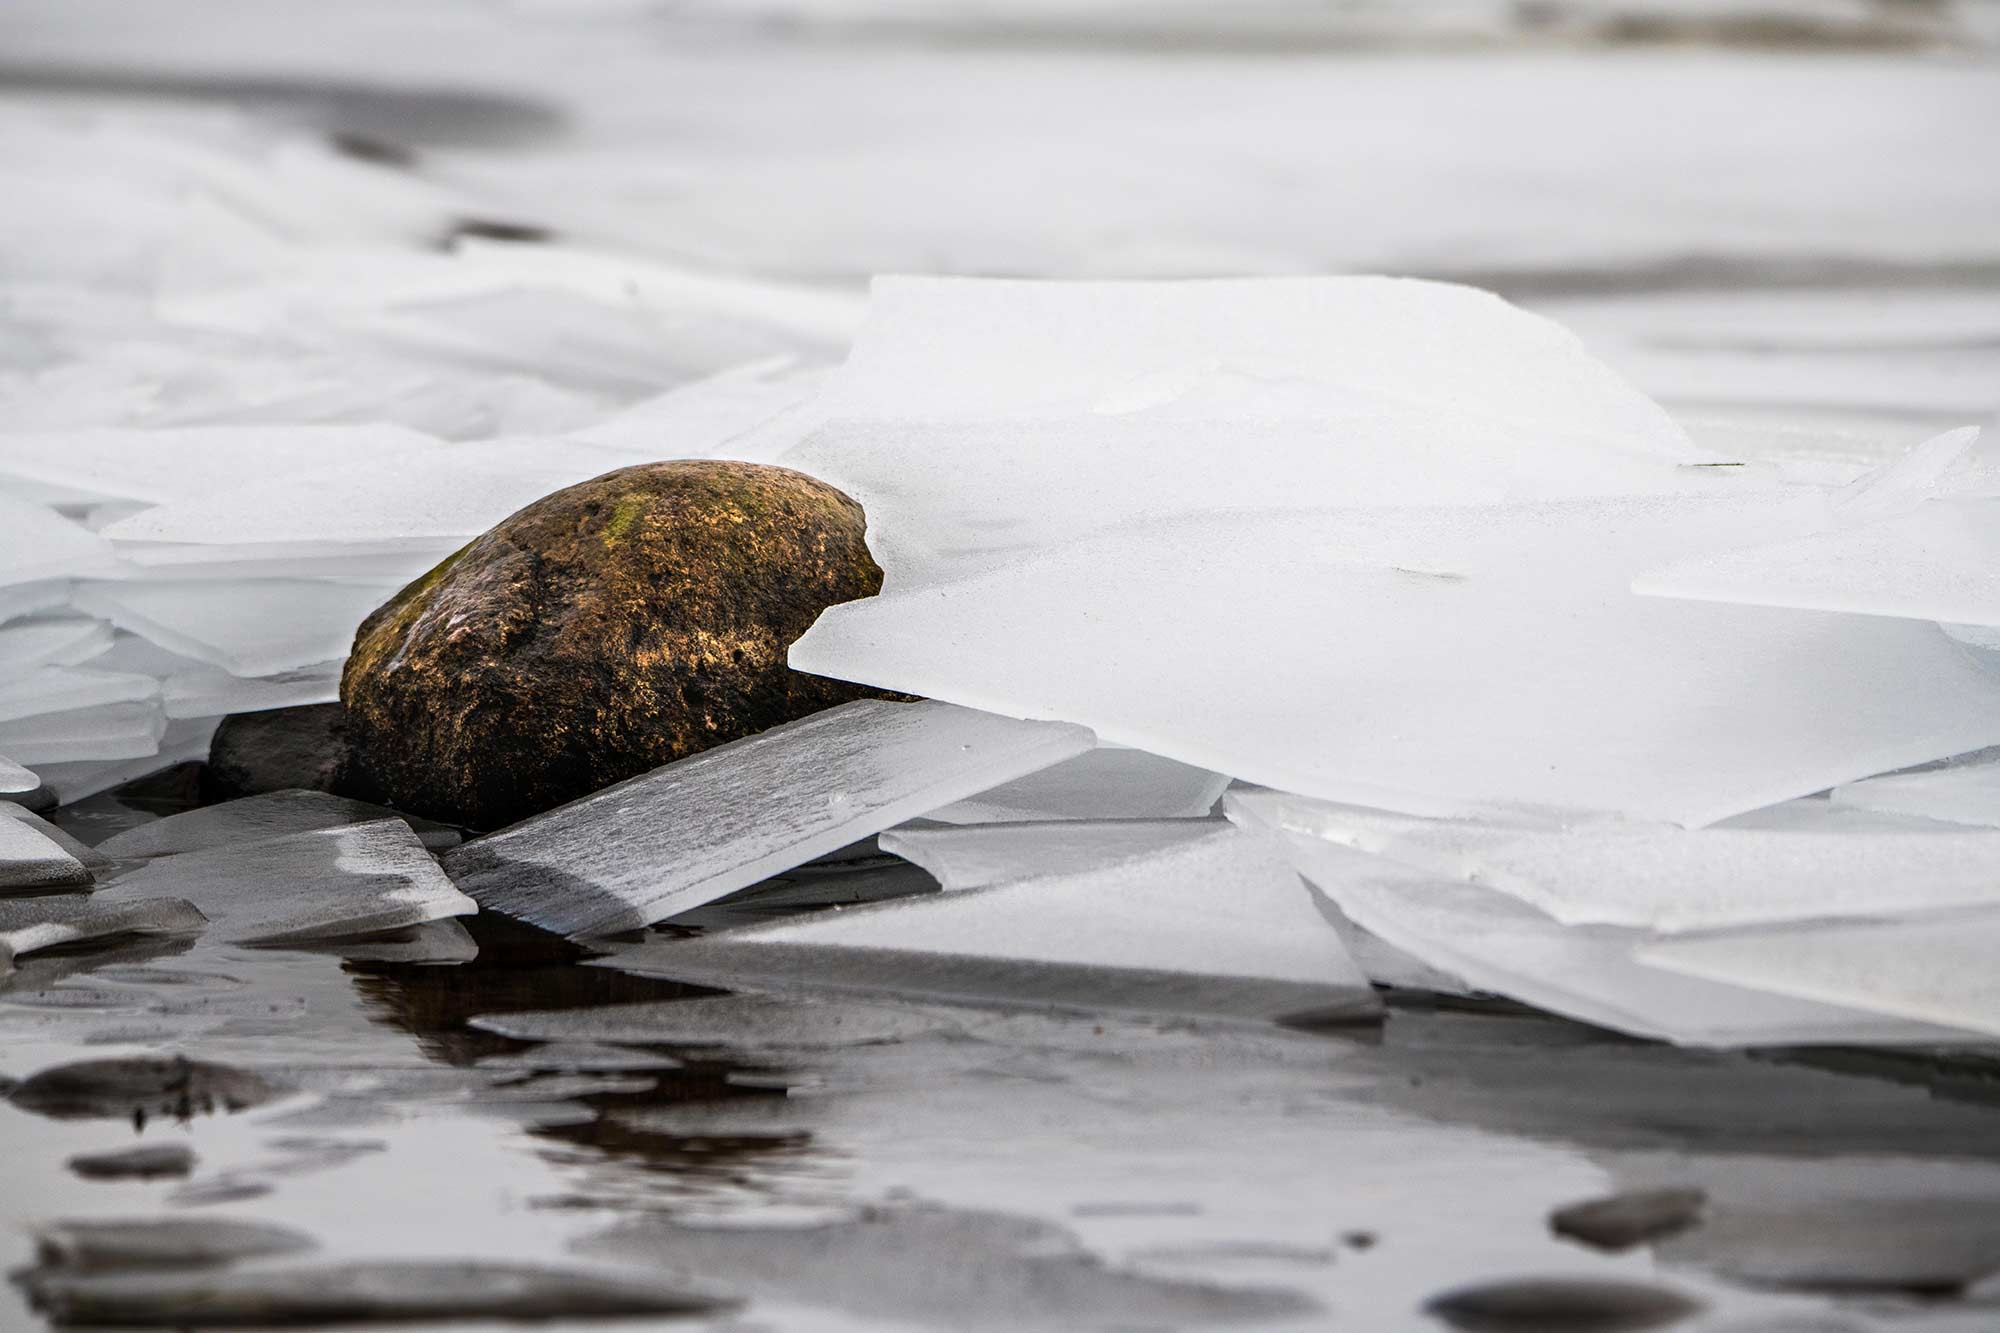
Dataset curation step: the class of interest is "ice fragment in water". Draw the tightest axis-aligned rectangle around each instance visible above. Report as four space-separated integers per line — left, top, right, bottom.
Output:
30 1217 313 1270
1227 787 2000 932
0 804 106 871
64 1142 198 1182
1425 1277 1701 1333
602 823 1378 1027
921 745 1228 824
95 820 474 945
443 700 1093 938
70 580 396 677
471 994 960 1050
1267 833 1967 1047
0 493 115 589
794 497 2000 827
1831 751 2000 828
1639 913 2000 1040
0 897 203 967
5 1056 286 1122
36 716 220 805
1550 1188 1708 1253
16 1261 730 1326
97 790 460 860
0 424 443 506
0 815 92 891
0 753 38 794
881 818 1223 890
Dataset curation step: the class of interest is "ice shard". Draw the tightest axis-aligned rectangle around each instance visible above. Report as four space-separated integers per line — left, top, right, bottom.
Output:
443 700 1093 938
97 790 461 860
0 701 167 764
0 424 443 506
601 823 1379 1027
1831 752 2000 828
35 716 221 805
0 667 158 726
0 814 92 891
1272 834 1969 1047
0 493 115 589
1225 787 2000 933
793 496 2000 827
94 820 475 945
0 895 206 963
920 746 1228 824
0 804 109 872
69 580 397 677
880 819 1223 891
0 619 116 673
0 753 37 794
0 581 70 629
470 994 960 1050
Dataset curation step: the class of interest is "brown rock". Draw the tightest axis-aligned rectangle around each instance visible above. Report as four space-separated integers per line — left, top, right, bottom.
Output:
341 461 892 830
204 704 374 803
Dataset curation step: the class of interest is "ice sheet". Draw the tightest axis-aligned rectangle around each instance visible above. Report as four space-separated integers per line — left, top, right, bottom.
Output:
793 496 2000 827
70 580 395 676
97 789 461 860
0 754 37 794
1831 753 2000 829
0 701 166 764
0 803 110 871
921 746 1228 824
0 619 115 672
1640 914 2000 1041
162 661 342 720
1633 498 2000 628
1226 787 2000 933
35 716 221 805
1273 834 1972 1048
0 667 159 726
0 581 70 628
0 424 444 506
0 894 205 963
880 819 1223 890
0 494 115 588
0 814 91 891
602 823 1379 1027
94 819 475 945
444 700 1094 937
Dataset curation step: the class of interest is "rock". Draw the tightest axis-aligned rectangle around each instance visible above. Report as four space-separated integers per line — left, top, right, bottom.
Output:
341 461 896 829
1551 1187 1707 1252
1 783 59 815
6 1056 286 1126
1425 1277 1702 1331
203 704 373 803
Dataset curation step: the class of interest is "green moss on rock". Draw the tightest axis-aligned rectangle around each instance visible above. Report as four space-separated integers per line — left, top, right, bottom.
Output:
340 460 895 829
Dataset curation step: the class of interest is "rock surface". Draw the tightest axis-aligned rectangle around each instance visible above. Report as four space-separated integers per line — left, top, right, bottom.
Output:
341 461 893 829
203 704 372 803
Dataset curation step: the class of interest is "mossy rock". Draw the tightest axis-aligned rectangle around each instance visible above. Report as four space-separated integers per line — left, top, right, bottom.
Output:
341 460 893 829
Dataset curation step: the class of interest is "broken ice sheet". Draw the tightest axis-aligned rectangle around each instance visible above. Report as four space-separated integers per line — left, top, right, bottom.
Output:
0 666 158 725
70 579 397 677
921 745 1228 824
30 1217 314 1270
1832 750 2000 828
1 753 42 794
0 700 167 764
0 815 91 891
880 818 1223 891
0 423 445 506
0 618 115 672
0 580 70 628
0 803 109 872
793 495 2000 827
93 819 474 945
1225 787 2000 933
0 896 206 969
1639 911 2000 1041
444 700 1093 938
0 493 115 589
470 994 961 1051
603 823 1378 1028
1269 835 1974 1047
97 790 460 860
35 716 220 805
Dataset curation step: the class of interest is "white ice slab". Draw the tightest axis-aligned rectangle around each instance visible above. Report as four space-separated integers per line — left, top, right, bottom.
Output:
880 819 1222 891
1226 787 2000 934
0 895 205 964
70 580 394 676
0 804 108 872
0 754 36 794
0 581 70 628
163 661 342 720
35 716 221 805
1633 497 2000 628
0 619 115 672
96 819 475 946
1275 834 1972 1048
794 495 2000 827
97 790 460 860
0 667 158 726
1831 753 2000 829
444 700 1094 938
0 424 445 506
0 494 115 589
921 746 1228 825
0 813 91 890
0 701 166 764
602 823 1379 1027
1640 914 2000 1041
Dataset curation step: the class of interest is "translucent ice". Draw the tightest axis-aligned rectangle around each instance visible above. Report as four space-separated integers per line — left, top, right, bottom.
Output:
0 754 37 794
443 700 1093 938
0 814 92 891
1831 753 2000 829
918 746 1228 825
0 895 205 964
0 668 158 726
97 790 461 860
602 823 1379 1027
70 580 395 676
793 496 2000 827
161 661 341 720
1226 788 2000 933
0 701 166 764
0 804 109 872
0 582 70 629
880 819 1223 891
470 995 959 1050
0 494 115 589
1273 834 1968 1047
95 820 475 945
0 424 444 507
35 716 221 805
1640 914 2000 1041
0 619 115 673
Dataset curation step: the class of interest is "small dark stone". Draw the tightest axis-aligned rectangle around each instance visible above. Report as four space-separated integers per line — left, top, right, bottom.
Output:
203 705 375 804
341 461 898 829
7 1056 285 1127
1551 1187 1707 1252
66 1143 198 1182
1 783 59 815
445 217 554 246
327 131 416 167
1426 1277 1702 1331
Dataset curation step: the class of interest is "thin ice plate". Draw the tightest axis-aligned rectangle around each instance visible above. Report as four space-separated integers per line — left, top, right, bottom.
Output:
880 819 1223 891
97 790 460 860
70 580 396 677
920 746 1228 824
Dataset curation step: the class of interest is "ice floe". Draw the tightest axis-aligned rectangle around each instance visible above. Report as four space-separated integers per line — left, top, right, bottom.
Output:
95 790 460 860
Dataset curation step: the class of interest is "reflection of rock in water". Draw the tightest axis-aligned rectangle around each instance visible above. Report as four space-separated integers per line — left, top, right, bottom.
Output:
344 915 721 1066
5 1055 285 1128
